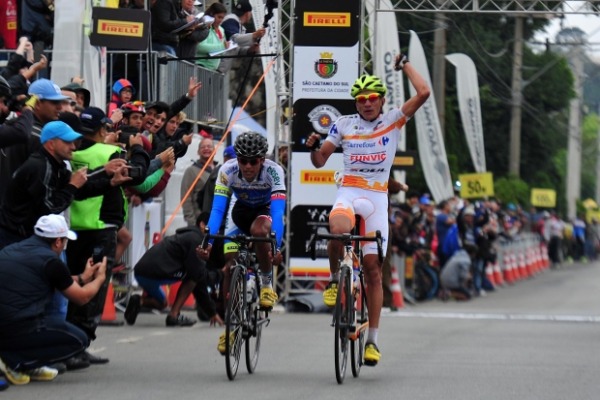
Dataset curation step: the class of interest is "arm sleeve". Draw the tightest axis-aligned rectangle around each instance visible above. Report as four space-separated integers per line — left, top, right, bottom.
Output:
0 109 33 149
270 193 286 249
206 184 230 241
143 170 171 199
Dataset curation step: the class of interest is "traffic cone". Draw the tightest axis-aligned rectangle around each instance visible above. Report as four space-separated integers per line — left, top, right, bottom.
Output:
167 281 196 309
502 252 513 284
389 264 404 309
485 262 496 287
100 281 124 326
511 250 521 281
493 259 504 286
518 252 528 279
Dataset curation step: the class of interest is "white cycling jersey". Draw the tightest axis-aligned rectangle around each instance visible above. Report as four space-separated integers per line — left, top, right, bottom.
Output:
326 108 407 192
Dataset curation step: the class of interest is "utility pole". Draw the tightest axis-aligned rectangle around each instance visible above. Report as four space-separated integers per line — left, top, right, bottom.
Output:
509 15 524 177
566 42 583 219
432 2 446 136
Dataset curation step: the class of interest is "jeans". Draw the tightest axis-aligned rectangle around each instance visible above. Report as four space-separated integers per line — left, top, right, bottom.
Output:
135 275 177 304
472 258 485 292
0 317 88 371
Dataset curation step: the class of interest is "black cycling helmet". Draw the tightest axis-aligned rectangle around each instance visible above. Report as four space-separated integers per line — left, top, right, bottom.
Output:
234 131 269 158
0 76 12 100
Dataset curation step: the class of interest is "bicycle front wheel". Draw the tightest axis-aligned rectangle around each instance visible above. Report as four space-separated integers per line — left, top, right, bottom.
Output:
245 303 264 373
334 266 353 384
225 266 245 381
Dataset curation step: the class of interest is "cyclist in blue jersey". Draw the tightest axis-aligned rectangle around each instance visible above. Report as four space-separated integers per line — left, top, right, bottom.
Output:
198 132 286 353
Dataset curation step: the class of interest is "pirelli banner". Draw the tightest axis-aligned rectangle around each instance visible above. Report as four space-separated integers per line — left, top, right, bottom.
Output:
90 7 150 50
290 0 361 277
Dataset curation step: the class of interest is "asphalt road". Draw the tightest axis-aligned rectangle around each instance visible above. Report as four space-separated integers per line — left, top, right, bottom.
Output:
7 260 600 400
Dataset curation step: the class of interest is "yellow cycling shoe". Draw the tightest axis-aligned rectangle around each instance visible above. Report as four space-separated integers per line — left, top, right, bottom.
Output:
322 282 338 307
364 342 381 366
259 287 278 309
217 332 234 356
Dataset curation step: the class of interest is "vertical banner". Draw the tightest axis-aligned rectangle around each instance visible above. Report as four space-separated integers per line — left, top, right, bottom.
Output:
250 0 284 147
408 30 454 203
446 53 487 173
290 0 361 276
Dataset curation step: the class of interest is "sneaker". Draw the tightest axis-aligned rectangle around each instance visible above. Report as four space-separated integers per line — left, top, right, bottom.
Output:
259 287 278 309
64 356 90 371
82 351 109 365
25 366 58 381
124 294 141 325
217 331 234 355
166 313 196 327
48 362 67 374
322 281 338 307
364 342 381 366
0 359 29 385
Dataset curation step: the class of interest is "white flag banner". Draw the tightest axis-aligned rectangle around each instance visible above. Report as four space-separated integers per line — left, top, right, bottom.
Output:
251 0 285 146
408 31 454 203
446 53 486 173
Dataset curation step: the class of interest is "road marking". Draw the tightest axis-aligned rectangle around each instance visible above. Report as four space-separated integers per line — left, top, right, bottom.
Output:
116 336 144 343
385 310 600 323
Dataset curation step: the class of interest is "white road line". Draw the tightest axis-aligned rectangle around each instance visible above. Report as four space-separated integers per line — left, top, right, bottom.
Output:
385 311 600 323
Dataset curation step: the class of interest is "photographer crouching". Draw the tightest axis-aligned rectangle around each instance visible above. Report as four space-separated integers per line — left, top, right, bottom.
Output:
65 106 149 365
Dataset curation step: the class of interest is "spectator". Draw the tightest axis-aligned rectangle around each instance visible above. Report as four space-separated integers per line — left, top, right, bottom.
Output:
181 138 216 226
151 0 195 56
107 78 135 117
152 111 193 160
124 213 223 327
435 199 456 268
61 80 91 108
176 0 210 59
1 37 34 81
0 214 107 386
439 244 477 301
202 144 236 214
20 0 55 56
0 76 34 150
195 2 228 72
0 78 69 194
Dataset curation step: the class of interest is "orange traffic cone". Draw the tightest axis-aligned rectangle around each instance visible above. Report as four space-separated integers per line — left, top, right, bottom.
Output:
485 262 496 287
100 281 124 326
167 281 196 309
493 260 504 287
389 264 404 309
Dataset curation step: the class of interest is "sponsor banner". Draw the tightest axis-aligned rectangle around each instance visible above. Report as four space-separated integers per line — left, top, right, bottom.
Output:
90 7 150 50
459 172 494 199
293 0 360 47
291 98 355 153
290 153 342 207
409 31 454 203
289 205 334 274
531 188 557 208
446 53 487 173
293 45 359 102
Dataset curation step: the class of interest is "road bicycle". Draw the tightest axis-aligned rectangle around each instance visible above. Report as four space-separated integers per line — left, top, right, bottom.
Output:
308 230 383 384
202 231 276 381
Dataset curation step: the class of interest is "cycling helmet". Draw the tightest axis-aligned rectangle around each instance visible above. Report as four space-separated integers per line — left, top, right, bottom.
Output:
234 131 269 158
112 78 135 96
350 74 387 98
121 101 146 115
0 76 12 99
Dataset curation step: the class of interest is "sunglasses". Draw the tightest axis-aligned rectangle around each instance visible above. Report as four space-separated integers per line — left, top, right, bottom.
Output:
238 157 261 166
355 93 382 104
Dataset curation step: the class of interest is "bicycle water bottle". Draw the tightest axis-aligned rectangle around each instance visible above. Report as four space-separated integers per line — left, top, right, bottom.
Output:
246 272 256 303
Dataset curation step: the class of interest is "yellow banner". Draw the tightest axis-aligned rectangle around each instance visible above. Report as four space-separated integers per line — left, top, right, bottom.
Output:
530 188 556 208
459 172 494 199
585 210 600 223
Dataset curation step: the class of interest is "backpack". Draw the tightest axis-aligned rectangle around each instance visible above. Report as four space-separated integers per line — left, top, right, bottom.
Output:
442 224 461 258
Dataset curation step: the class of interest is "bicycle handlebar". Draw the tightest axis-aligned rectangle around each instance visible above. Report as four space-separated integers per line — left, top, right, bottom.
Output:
201 227 277 255
307 230 384 264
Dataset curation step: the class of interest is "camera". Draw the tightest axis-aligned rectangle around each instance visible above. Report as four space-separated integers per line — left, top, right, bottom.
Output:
92 247 104 264
127 165 144 179
117 125 139 146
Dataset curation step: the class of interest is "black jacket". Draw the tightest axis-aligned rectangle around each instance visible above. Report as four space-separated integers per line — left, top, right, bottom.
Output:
151 0 188 48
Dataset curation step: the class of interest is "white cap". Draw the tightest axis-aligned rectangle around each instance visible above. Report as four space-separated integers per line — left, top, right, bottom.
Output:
34 214 77 240
463 205 475 216
194 1 202 5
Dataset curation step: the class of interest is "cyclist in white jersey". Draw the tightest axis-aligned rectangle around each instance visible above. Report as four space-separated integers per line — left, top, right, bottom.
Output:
198 132 286 354
305 53 429 366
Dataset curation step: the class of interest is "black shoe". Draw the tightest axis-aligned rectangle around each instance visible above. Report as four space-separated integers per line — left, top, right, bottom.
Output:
124 294 141 325
166 314 196 327
64 356 90 371
49 362 67 374
82 351 109 365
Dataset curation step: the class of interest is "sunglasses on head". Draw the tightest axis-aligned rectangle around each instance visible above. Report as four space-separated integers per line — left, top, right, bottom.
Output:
355 93 382 104
238 157 260 166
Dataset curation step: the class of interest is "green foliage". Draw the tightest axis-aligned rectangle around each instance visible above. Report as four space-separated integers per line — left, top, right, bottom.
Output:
494 175 530 207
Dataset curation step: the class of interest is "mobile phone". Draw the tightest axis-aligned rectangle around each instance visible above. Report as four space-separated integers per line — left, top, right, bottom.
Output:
92 247 104 264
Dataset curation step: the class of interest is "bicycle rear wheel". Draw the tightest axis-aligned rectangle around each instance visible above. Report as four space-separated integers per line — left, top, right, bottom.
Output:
351 272 367 377
334 266 353 384
225 266 245 381
245 303 263 373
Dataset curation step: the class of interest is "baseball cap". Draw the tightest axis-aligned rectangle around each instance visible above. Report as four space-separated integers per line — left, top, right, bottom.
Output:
58 112 86 135
40 121 82 144
29 78 70 101
235 0 252 13
34 214 77 240
80 107 112 132
419 195 431 205
463 205 476 216
223 145 236 159
61 82 91 108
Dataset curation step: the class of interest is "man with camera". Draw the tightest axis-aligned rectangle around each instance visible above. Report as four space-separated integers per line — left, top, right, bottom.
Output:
0 76 34 151
66 107 149 362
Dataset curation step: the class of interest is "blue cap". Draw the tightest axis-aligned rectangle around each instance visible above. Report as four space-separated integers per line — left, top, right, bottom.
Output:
28 78 70 101
40 121 82 144
419 195 431 205
223 145 236 159
80 107 112 132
